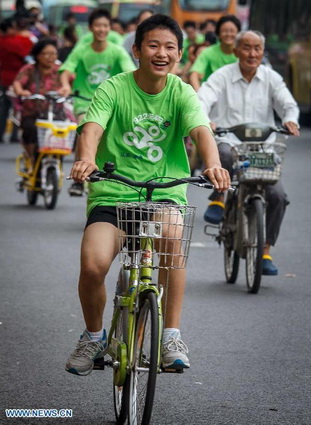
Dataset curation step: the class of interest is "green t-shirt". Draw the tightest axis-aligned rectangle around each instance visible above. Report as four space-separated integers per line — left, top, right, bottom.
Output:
59 42 135 115
181 34 205 64
190 43 238 82
77 72 211 214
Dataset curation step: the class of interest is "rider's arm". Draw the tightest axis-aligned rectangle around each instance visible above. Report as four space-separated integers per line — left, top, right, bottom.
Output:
12 80 31 97
70 122 103 182
190 125 230 192
59 70 73 97
270 71 300 135
189 71 203 92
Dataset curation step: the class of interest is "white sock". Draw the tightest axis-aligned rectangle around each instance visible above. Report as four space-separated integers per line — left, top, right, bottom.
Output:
86 329 104 342
163 328 181 343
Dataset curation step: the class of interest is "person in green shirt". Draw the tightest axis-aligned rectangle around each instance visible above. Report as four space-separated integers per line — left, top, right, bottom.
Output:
59 8 135 195
181 20 205 65
189 15 241 91
65 14 230 376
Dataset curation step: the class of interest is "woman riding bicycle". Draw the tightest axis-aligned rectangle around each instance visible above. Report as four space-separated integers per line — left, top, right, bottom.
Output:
12 38 70 165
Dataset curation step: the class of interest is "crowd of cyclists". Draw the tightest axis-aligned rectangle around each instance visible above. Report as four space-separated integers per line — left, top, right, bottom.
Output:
0 2 300 376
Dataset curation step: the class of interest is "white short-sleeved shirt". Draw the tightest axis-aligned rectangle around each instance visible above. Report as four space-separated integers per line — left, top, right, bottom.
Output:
198 62 299 146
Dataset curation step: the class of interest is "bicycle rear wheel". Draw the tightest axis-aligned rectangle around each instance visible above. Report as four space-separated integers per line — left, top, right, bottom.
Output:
245 198 264 294
27 189 38 206
128 291 159 425
43 168 58 210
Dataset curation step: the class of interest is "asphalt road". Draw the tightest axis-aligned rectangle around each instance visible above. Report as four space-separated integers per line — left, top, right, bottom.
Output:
1 128 311 425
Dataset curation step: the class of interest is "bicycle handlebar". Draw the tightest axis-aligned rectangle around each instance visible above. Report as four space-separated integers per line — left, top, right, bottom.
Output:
20 90 92 104
214 122 291 140
86 162 214 201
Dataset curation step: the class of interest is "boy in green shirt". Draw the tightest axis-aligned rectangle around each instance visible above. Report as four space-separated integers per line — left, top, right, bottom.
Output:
65 14 230 376
59 8 135 195
189 15 241 91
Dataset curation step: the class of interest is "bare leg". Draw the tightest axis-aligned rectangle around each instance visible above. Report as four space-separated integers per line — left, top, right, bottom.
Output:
159 267 186 328
78 222 120 332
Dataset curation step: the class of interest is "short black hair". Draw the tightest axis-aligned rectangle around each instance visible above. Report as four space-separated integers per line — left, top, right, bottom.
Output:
215 14 241 36
31 38 57 61
183 20 196 29
88 8 111 26
134 14 183 51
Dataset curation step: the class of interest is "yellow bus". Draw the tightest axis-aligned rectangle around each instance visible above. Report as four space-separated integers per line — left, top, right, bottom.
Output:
249 0 311 113
161 0 237 27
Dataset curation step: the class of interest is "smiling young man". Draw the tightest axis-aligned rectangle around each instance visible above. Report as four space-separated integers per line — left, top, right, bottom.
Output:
65 14 230 376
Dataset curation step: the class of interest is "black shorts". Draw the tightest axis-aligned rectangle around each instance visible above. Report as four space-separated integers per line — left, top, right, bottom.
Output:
85 206 118 229
85 201 177 230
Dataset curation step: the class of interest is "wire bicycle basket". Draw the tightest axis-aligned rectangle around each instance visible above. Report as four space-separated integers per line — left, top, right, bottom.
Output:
233 141 287 184
36 119 77 154
116 202 196 269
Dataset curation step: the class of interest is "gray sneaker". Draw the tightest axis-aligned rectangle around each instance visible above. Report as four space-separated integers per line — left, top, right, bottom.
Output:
65 330 107 376
162 337 190 370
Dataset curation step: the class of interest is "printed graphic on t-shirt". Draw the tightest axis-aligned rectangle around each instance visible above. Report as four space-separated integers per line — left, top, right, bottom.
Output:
88 64 111 85
123 113 171 162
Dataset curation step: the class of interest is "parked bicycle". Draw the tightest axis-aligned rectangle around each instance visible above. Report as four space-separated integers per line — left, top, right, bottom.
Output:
15 91 77 209
205 123 289 294
82 161 213 425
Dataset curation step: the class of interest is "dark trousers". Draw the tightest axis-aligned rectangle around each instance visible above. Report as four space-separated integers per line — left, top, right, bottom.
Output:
210 142 289 246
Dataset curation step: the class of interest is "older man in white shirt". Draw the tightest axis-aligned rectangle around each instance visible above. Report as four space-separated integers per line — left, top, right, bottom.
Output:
198 30 300 275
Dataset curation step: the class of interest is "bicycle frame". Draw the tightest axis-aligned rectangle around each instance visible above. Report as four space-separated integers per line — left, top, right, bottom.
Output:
106 235 163 387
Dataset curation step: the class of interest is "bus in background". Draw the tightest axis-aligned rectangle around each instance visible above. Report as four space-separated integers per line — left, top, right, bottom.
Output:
161 0 237 27
98 0 162 23
249 0 311 113
43 0 98 30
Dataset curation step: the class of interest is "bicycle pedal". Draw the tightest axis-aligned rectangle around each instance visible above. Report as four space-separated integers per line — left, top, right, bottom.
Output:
161 366 184 374
93 357 106 370
204 223 220 237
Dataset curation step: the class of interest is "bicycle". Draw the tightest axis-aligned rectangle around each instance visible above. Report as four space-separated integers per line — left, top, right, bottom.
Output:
205 123 289 294
83 161 213 425
15 91 77 209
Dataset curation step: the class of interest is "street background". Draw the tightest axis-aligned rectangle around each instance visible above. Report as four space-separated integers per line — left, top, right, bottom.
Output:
1 127 311 424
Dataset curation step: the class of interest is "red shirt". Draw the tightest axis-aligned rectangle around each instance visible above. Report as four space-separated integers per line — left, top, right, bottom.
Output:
0 34 33 87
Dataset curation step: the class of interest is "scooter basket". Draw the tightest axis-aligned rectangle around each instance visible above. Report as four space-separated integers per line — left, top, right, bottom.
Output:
36 120 77 154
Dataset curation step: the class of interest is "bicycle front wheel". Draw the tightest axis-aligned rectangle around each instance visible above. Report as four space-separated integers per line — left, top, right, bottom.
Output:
245 198 264 294
128 291 159 425
224 244 240 284
113 269 130 425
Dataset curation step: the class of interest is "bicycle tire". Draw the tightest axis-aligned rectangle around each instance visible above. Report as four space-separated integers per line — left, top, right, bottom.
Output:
128 291 159 425
43 167 58 210
224 245 240 284
113 313 130 425
27 189 38 206
245 198 264 294
223 192 239 283
113 269 130 425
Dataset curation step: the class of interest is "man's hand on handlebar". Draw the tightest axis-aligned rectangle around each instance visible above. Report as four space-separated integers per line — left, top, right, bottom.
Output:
283 121 300 137
203 166 231 193
69 160 99 183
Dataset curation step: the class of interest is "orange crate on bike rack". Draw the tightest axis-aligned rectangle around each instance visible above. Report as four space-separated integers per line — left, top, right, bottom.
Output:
116 202 196 270
36 119 77 154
